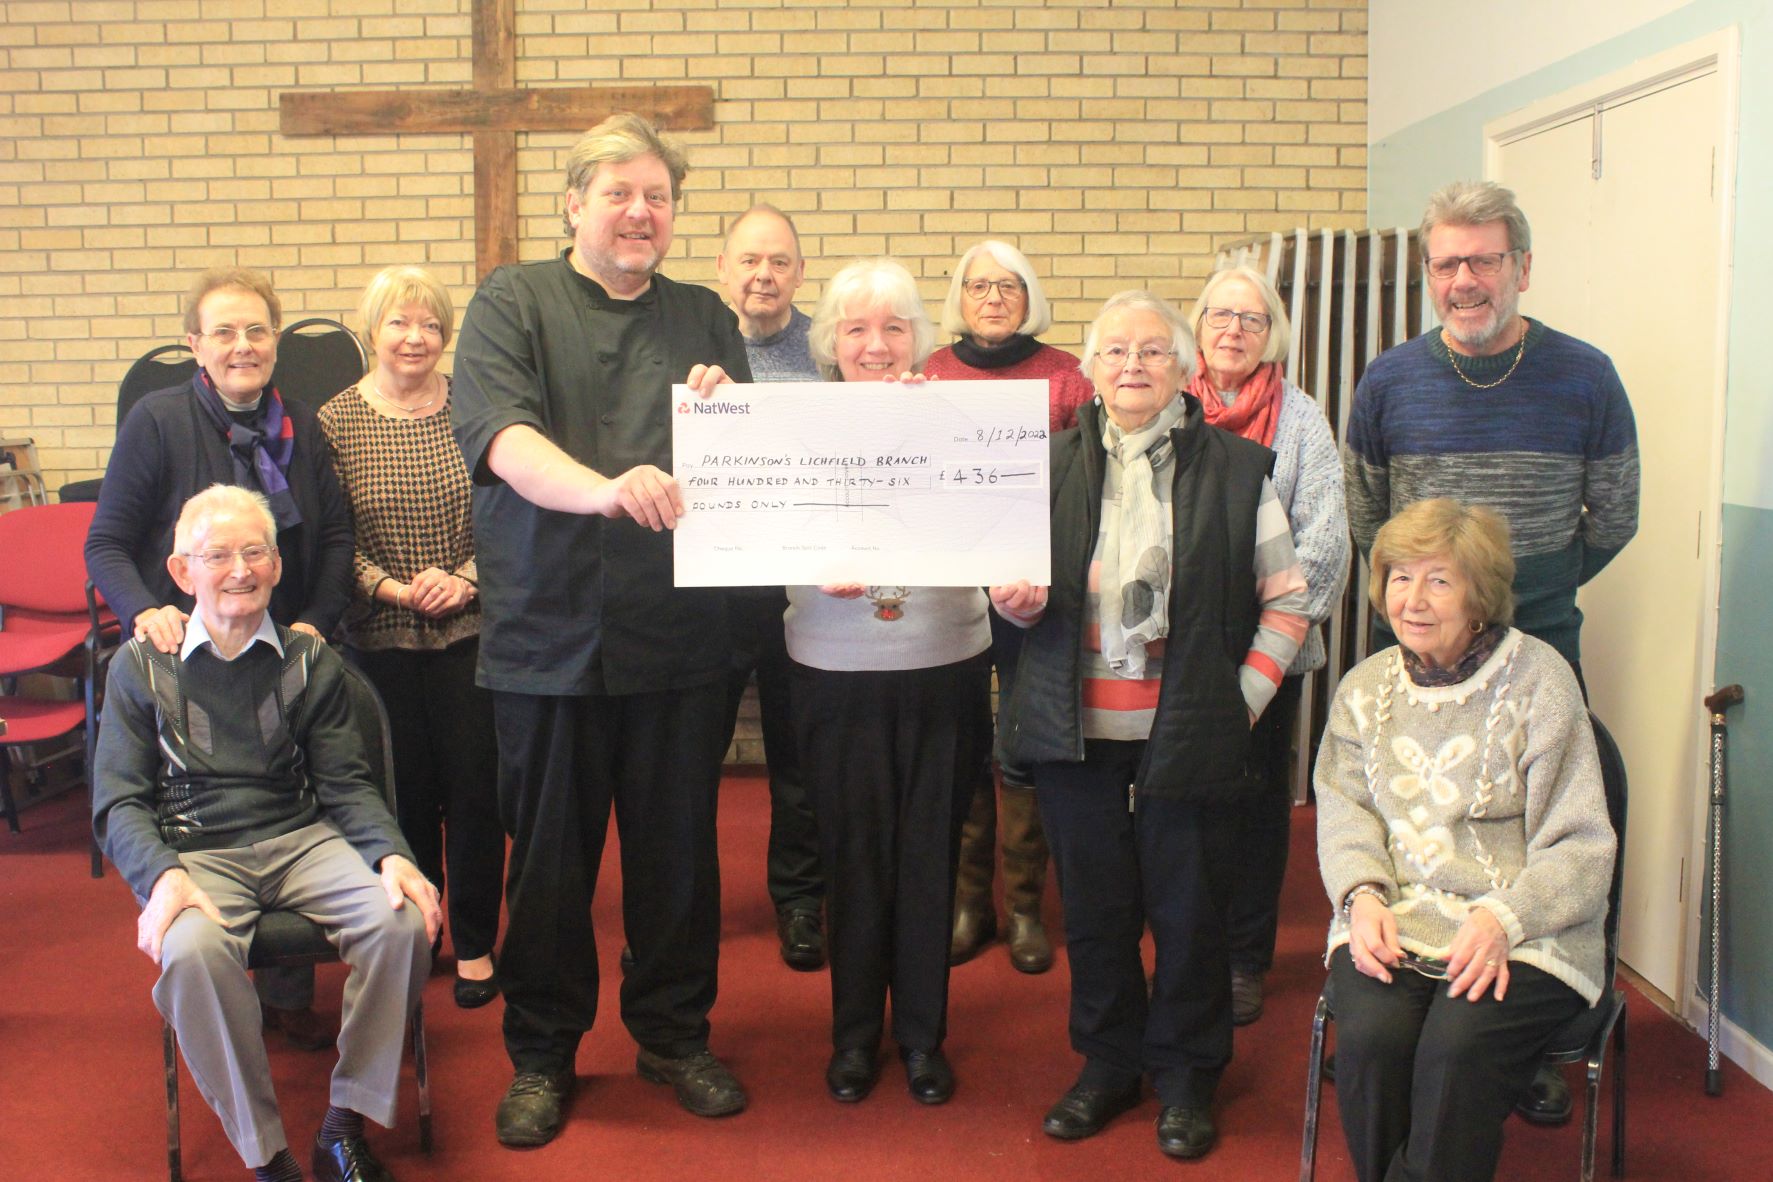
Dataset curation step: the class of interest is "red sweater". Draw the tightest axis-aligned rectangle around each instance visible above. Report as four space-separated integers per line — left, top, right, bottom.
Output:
924 341 1094 432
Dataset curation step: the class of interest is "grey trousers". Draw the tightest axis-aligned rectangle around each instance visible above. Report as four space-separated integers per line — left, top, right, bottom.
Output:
152 822 430 1168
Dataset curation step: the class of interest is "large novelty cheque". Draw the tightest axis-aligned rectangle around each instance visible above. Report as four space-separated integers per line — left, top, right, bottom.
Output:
671 379 1051 587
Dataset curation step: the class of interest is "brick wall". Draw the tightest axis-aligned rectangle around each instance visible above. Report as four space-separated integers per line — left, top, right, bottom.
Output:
0 0 1367 489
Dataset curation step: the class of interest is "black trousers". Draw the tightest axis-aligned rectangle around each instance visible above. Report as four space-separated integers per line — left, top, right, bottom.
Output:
493 682 728 1073
1036 741 1240 1108
722 593 822 915
1329 946 1586 1182
348 638 504 960
1225 672 1303 974
791 653 991 1053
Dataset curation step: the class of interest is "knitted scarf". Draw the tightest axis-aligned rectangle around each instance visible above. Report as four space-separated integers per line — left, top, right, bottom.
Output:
1400 621 1507 688
1097 396 1188 678
191 372 303 531
1189 356 1284 448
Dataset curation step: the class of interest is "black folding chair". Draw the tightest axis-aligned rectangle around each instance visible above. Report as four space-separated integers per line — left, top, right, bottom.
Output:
272 317 367 414
60 343 199 503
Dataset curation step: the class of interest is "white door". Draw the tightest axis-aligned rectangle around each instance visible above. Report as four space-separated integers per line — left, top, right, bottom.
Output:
1494 67 1723 1002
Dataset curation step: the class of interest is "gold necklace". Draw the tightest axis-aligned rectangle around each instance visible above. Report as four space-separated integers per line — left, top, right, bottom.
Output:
1445 322 1527 390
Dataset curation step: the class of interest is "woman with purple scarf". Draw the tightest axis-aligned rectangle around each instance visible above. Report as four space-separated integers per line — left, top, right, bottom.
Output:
85 266 355 1048
88 267 353 654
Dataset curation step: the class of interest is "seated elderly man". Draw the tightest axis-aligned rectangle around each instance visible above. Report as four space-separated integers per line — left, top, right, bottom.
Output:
93 483 440 1182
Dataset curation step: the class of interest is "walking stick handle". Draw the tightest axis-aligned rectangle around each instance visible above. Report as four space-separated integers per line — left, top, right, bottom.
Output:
1705 684 1745 720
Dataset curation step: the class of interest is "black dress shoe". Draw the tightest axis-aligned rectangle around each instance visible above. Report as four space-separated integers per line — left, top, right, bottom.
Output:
312 1131 394 1182
637 1048 748 1116
825 1047 879 1102
1516 1064 1573 1125
901 1047 955 1105
1042 1078 1142 1140
778 909 826 971
948 902 996 966
454 961 499 1009
1155 1105 1217 1160
495 1070 575 1148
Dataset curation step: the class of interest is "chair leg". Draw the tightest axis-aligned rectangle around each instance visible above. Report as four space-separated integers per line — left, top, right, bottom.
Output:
1 753 19 835
83 684 103 877
412 999 432 1153
1612 1004 1628 1177
1301 992 1330 1182
164 1021 182 1182
1581 1055 1602 1182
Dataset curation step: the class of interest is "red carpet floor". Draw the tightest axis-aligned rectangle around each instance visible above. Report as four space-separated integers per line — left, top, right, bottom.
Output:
5 774 1772 1180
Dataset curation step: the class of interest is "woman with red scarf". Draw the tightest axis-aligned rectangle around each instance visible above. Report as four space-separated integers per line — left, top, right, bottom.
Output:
1186 266 1349 1027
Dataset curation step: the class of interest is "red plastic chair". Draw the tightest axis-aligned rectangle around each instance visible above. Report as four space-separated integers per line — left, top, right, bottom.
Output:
0 501 118 874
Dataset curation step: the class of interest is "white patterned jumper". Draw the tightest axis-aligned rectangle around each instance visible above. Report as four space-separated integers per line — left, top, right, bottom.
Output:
1315 629 1615 1005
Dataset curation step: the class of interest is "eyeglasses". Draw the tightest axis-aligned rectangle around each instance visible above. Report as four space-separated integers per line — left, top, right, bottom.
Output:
186 544 277 570
1423 250 1520 280
201 324 276 346
1398 954 1450 981
962 277 1026 301
1095 345 1176 369
1201 307 1272 333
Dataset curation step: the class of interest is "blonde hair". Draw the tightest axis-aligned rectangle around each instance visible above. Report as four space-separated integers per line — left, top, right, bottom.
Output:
937 240 1054 339
561 112 688 235
807 258 936 382
184 268 282 336
173 484 277 555
356 265 455 353
1368 498 1516 627
1189 266 1292 366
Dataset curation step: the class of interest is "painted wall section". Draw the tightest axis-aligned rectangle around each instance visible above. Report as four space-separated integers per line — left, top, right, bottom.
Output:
1369 0 1688 141
1368 0 1773 1050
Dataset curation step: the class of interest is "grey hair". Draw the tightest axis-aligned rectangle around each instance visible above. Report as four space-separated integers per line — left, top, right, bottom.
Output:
722 203 803 258
561 112 688 236
1419 179 1532 254
173 484 277 555
807 258 936 381
1189 265 1292 366
937 240 1053 339
1078 290 1198 385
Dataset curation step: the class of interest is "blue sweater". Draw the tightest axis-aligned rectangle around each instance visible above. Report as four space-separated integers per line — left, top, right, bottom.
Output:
1343 320 1639 662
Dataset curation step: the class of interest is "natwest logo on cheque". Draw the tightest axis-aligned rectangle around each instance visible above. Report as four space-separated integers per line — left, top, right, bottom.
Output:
676 400 752 415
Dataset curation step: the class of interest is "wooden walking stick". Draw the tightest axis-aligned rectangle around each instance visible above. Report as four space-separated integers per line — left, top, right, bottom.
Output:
1703 683 1745 1096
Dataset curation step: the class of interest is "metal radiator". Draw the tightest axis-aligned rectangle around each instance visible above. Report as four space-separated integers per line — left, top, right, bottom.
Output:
1213 228 1430 800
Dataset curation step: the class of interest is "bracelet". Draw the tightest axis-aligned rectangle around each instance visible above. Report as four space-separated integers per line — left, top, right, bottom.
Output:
1342 883 1388 922
396 586 408 610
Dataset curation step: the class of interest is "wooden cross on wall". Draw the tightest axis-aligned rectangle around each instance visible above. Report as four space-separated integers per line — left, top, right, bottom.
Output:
279 0 715 279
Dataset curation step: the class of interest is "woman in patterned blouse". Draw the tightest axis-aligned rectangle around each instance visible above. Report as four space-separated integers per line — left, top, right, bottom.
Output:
319 265 505 1009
